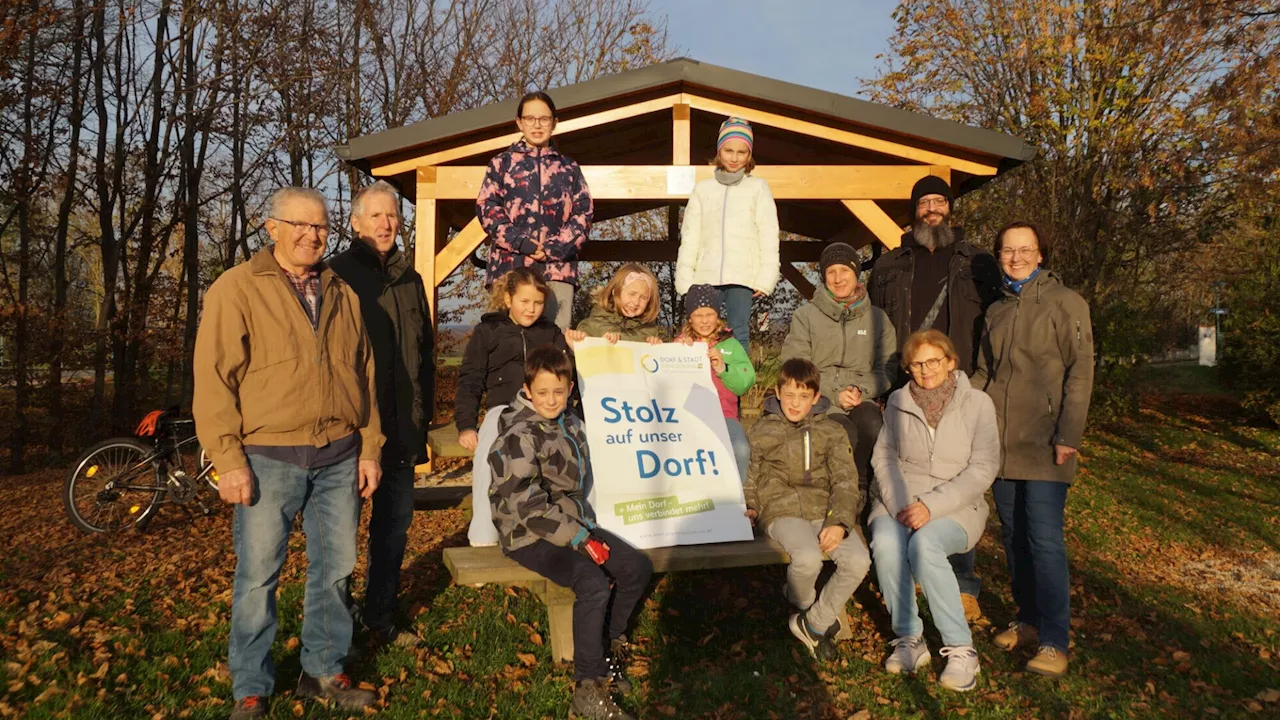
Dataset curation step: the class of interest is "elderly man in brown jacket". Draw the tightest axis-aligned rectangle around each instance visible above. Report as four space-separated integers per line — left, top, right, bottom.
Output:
194 187 384 720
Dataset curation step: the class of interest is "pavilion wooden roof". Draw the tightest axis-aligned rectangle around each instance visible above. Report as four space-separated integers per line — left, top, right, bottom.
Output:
337 58 1035 303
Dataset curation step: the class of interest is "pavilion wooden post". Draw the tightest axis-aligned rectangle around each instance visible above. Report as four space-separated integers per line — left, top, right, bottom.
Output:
780 263 816 299
415 167 438 474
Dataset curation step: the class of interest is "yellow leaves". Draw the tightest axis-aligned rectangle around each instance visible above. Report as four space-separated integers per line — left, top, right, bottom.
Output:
515 652 537 667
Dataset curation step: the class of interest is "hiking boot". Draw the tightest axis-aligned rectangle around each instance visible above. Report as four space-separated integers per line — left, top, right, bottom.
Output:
1026 645 1069 677
884 635 931 675
372 625 421 648
993 621 1039 650
788 612 838 662
228 696 266 720
961 593 982 622
569 677 635 720
938 645 981 691
296 672 376 710
605 635 632 694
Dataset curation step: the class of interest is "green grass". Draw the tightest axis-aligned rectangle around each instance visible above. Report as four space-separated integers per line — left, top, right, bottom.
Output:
1 365 1278 718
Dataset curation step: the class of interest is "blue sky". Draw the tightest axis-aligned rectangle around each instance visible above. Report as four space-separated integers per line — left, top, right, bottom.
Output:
644 0 900 96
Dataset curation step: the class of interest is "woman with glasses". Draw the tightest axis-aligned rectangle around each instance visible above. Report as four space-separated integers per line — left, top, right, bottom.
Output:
476 91 593 329
972 221 1094 678
867 329 1001 692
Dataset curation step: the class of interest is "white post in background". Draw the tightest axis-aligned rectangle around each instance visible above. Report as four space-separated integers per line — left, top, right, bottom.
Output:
1198 325 1217 367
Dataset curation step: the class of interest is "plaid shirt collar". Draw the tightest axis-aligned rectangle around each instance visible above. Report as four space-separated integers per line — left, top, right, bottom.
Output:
280 264 321 328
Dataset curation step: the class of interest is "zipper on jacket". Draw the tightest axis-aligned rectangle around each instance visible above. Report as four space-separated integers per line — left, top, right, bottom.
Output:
999 296 1022 476
718 184 730 284
536 147 545 233
1076 320 1082 344
558 416 590 521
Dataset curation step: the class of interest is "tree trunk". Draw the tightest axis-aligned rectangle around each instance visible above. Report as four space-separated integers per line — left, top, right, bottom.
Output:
47 0 88 460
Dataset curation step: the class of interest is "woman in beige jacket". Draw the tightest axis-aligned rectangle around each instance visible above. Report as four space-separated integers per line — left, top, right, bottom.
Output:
870 329 1000 692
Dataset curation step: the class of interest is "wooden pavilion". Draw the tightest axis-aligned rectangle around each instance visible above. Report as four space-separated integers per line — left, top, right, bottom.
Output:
338 57 1035 322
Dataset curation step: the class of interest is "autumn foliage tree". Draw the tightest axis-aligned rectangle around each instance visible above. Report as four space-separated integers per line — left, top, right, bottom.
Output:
863 0 1279 378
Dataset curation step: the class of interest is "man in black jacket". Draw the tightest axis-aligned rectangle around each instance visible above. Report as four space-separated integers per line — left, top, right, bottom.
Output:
331 181 434 647
867 176 1001 622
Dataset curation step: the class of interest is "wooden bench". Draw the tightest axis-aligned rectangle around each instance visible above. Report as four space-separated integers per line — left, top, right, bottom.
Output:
442 538 851 662
426 421 469 458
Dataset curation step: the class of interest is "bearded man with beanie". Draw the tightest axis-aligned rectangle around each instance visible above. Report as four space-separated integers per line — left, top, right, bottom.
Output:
867 176 1001 623
781 243 896 505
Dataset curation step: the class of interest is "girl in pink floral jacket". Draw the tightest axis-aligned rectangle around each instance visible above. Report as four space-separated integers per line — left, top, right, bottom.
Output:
476 91 593 328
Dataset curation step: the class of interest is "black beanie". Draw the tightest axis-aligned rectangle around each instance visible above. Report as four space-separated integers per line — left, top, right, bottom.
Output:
911 176 954 208
819 243 859 277
683 284 722 317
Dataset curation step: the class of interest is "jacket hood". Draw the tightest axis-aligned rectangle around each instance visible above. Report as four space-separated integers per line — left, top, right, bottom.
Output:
505 389 561 427
507 138 564 157
763 393 832 422
809 286 870 323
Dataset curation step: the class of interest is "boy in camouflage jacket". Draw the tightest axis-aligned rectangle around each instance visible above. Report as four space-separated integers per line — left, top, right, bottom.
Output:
488 346 651 719
745 358 871 663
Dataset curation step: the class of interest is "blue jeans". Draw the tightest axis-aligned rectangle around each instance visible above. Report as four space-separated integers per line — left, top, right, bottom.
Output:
992 479 1070 651
950 549 981 597
725 417 750 485
869 514 973 647
718 284 753 353
229 454 360 700
364 465 415 632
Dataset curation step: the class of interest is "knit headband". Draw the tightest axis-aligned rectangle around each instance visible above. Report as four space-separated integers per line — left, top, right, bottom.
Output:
717 117 754 152
622 271 651 290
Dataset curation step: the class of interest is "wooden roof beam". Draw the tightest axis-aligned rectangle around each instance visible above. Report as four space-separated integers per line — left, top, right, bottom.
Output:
420 165 953 201
373 94 685 176
685 94 998 176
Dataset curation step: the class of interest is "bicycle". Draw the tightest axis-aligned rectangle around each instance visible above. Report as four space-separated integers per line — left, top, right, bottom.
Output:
63 409 221 533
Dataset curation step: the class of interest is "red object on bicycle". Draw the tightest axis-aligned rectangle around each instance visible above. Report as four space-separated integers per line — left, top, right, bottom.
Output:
135 410 164 437
583 538 611 565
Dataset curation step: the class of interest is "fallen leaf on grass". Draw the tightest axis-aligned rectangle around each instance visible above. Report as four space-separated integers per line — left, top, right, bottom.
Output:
1259 689 1280 703
1172 651 1191 661
516 653 537 667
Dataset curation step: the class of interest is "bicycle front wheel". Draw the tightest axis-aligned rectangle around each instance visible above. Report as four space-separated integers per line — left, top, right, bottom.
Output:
64 438 165 533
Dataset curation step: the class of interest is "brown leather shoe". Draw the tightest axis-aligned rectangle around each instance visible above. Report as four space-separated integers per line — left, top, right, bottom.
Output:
993 621 1039 650
296 672 376 710
961 593 982 622
1026 645 1069 677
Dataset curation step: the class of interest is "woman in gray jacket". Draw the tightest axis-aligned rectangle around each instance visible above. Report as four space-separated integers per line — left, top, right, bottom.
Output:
869 329 1000 692
972 222 1094 678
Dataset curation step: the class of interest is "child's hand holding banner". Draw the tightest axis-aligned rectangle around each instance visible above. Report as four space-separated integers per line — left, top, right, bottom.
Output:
574 338 754 549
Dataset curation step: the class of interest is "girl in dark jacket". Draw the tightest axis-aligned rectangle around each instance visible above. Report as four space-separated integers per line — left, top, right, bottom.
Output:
476 91 593 329
457 268 569 546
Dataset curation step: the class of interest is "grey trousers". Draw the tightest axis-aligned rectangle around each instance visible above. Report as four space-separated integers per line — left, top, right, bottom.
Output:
543 280 575 330
767 516 871 633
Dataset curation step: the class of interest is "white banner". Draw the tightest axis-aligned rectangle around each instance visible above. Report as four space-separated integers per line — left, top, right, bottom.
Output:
574 338 754 549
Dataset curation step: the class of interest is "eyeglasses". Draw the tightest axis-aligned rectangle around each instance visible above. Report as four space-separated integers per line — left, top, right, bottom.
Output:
917 197 949 209
271 217 329 235
520 115 554 127
999 247 1039 259
908 357 946 373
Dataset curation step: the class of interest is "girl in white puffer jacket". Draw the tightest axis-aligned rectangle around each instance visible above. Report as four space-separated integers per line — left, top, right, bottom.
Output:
675 117 780 352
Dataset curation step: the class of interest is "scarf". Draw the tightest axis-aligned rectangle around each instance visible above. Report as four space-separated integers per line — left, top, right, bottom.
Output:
715 168 746 186
909 371 957 429
827 284 868 312
1003 266 1042 295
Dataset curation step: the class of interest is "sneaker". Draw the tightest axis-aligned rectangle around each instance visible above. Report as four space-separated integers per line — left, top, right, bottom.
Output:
938 645 981 691
1026 645 1069 677
961 593 982 622
228 696 266 720
296 672 377 710
788 613 838 662
884 635 931 675
569 677 635 720
993 621 1039 650
605 635 632 694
